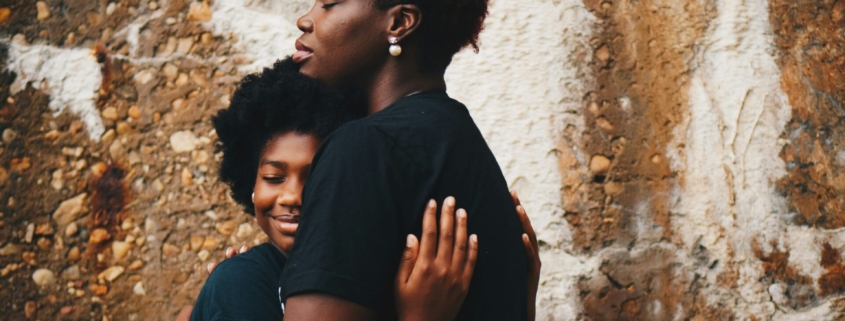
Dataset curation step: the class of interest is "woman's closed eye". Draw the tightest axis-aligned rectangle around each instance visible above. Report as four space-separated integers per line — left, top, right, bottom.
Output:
321 2 339 9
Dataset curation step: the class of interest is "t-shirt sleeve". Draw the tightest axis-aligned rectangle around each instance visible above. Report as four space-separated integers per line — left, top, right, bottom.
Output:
282 123 417 310
190 256 284 321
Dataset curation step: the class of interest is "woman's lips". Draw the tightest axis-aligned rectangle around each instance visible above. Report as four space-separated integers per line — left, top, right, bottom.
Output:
292 50 313 63
293 40 313 63
272 214 299 235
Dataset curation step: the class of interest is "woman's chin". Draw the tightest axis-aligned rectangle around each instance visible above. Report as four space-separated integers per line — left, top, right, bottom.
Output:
299 64 338 86
298 63 318 79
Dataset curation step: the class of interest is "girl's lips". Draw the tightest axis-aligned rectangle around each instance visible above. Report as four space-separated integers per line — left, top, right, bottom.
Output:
292 50 313 63
272 214 299 235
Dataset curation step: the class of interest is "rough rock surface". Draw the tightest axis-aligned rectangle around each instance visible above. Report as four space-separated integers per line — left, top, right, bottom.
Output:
0 0 843 320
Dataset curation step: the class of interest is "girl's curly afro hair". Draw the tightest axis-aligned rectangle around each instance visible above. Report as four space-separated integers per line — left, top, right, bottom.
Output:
213 57 359 215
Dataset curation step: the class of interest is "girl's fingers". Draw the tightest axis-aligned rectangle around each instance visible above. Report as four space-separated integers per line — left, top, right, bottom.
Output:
395 234 420 286
225 247 236 258
418 199 439 261
522 233 538 272
451 208 469 272
516 205 539 254
206 262 217 275
239 245 249 254
461 234 479 285
436 197 456 264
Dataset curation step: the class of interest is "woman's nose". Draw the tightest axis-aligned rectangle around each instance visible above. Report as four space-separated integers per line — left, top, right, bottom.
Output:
296 9 314 33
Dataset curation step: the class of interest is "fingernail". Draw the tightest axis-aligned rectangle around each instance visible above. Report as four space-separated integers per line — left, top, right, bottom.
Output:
516 205 524 213
239 246 247 254
457 209 466 219
206 263 213 273
428 199 436 208
471 234 478 243
406 234 414 247
226 247 233 255
523 233 529 241
446 196 455 206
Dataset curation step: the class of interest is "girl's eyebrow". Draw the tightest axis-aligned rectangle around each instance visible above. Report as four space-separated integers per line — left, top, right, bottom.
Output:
260 160 288 170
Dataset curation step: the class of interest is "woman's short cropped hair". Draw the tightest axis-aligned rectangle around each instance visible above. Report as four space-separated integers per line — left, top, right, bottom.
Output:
213 57 358 215
374 0 490 69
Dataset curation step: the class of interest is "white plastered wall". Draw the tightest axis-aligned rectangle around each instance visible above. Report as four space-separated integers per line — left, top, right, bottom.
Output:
446 1 596 318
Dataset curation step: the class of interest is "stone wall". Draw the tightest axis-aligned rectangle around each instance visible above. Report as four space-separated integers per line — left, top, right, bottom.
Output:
0 0 842 320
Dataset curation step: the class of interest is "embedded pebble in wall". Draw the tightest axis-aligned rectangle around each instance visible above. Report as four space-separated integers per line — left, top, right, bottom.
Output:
215 221 235 237
0 7 11 24
32 268 55 286
589 155 611 174
89 228 109 244
112 241 131 259
595 45 611 63
61 265 80 280
190 236 205 252
65 222 78 237
67 247 80 262
35 1 49 20
128 260 144 270
134 282 146 295
187 1 212 22
128 106 141 119
51 169 63 190
170 131 199 152
0 243 20 256
162 243 181 257
101 107 119 121
2 129 17 143
98 266 125 282
198 249 211 262
25 301 36 319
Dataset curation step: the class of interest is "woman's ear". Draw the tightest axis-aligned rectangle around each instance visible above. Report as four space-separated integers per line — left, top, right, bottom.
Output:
385 4 422 42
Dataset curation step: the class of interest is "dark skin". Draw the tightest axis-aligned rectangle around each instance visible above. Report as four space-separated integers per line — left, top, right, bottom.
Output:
293 0 443 115
176 132 483 321
289 3 445 319
289 1 539 319
254 132 481 320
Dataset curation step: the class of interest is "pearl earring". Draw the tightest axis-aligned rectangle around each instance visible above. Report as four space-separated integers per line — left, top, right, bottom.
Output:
389 36 402 57
251 192 254 202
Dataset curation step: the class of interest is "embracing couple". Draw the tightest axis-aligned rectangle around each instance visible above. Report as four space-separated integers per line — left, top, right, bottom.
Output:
183 0 540 320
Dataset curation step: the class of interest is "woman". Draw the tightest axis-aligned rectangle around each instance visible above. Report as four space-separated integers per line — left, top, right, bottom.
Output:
183 58 540 321
283 0 534 320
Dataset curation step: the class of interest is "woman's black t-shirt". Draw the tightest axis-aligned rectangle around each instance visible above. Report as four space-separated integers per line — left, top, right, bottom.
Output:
281 91 528 320
190 243 287 321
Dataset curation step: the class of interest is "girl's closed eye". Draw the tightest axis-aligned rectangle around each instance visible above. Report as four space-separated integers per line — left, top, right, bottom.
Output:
321 2 339 9
262 176 287 184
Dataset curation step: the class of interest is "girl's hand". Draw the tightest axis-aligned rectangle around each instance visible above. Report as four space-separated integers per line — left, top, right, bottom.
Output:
394 197 479 321
512 191 541 321
206 245 249 274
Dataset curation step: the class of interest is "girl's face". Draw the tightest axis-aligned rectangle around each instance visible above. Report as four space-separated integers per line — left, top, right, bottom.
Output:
253 131 321 256
294 0 388 87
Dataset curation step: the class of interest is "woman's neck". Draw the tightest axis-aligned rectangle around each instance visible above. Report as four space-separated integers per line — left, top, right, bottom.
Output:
362 62 447 115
